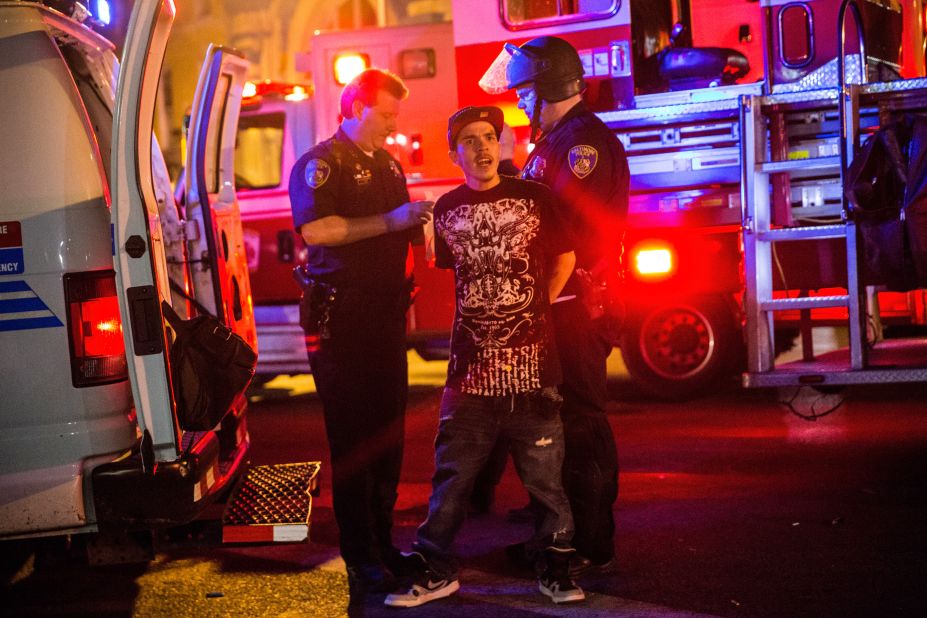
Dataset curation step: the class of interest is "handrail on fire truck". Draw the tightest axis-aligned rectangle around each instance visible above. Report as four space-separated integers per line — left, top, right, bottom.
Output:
837 0 867 214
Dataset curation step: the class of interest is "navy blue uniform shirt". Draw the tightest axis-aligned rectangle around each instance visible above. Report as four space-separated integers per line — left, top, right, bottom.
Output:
289 127 413 289
521 102 629 280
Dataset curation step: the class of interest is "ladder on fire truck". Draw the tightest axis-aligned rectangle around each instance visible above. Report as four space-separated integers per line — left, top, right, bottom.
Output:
741 0 927 388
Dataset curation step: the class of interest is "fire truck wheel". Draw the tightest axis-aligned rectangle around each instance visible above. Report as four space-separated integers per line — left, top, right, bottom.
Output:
620 296 740 400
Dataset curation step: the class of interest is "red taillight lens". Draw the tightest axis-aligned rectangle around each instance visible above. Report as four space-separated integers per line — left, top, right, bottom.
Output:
64 271 128 387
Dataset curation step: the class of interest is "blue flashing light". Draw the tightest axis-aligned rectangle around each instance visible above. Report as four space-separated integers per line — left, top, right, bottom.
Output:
95 0 111 26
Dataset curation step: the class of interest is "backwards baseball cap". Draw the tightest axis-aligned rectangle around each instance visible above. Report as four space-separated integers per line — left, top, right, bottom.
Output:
447 106 504 149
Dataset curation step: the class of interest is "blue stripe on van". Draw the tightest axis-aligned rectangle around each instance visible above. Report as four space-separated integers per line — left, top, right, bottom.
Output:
0 280 63 331
0 316 63 332
0 280 30 293
0 297 48 313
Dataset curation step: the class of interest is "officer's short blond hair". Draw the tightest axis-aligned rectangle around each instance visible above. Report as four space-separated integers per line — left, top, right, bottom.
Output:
340 69 409 119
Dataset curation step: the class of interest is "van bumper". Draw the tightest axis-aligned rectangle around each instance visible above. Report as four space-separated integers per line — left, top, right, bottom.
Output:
91 414 249 528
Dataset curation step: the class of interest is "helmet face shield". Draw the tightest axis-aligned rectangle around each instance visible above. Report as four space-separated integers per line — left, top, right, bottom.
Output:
481 37 585 101
479 44 520 95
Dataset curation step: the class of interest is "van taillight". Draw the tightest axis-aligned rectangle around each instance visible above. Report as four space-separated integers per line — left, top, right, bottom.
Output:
64 271 128 387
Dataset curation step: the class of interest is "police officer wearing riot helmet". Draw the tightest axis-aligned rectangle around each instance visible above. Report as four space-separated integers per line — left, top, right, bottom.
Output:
289 68 433 595
498 35 628 575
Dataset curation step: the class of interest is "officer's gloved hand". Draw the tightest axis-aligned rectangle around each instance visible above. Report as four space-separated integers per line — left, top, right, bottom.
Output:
384 200 434 232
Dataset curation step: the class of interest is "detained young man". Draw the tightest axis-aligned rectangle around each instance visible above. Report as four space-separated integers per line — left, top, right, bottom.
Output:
385 106 584 608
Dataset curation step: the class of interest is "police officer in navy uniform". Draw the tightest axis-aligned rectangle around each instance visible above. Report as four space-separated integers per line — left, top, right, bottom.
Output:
289 68 433 595
502 36 629 575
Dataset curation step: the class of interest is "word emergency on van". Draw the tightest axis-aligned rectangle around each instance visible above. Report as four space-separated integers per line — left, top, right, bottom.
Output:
0 221 24 274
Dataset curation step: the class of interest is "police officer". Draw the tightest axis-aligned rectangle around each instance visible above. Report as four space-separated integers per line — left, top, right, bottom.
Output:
502 36 629 575
289 68 433 595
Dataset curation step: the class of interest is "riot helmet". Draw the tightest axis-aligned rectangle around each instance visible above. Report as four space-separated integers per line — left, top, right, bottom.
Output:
505 36 586 102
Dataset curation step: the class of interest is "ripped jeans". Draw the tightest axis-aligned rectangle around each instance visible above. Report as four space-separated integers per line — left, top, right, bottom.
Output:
413 387 575 578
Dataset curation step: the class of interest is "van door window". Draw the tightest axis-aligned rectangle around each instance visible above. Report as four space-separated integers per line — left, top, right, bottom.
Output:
501 0 619 30
234 112 285 190
203 74 231 194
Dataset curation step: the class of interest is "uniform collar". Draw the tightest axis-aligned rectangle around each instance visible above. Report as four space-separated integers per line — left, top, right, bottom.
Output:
336 126 377 159
539 101 588 143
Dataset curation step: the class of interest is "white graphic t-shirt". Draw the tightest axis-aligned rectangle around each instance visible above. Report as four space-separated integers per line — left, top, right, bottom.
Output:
434 176 572 396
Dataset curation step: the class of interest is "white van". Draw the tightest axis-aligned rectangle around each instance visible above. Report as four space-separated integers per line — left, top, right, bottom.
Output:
0 0 258 556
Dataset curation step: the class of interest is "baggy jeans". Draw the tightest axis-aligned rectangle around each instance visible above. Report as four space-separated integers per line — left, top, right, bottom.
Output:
413 387 575 578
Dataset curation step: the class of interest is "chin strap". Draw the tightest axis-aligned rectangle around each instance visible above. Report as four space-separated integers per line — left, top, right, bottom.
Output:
529 98 543 144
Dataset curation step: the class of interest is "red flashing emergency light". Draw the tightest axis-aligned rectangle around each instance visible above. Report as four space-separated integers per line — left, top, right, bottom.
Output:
242 80 311 106
333 52 370 85
632 243 676 280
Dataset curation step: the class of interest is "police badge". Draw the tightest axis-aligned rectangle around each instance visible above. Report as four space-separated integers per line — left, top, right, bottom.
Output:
305 158 331 189
568 145 598 179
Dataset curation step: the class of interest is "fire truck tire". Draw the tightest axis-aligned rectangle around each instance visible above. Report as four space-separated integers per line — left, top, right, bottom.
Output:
620 296 741 400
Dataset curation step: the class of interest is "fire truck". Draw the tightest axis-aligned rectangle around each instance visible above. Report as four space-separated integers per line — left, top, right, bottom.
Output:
239 0 927 397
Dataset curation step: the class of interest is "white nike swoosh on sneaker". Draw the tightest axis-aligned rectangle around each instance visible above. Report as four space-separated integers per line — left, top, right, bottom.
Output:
425 579 448 590
384 578 460 607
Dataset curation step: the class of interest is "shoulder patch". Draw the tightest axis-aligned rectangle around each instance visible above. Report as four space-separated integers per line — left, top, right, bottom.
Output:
568 145 598 179
305 158 331 189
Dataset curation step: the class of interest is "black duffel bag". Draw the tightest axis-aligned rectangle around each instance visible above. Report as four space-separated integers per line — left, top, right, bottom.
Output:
845 121 917 291
900 114 927 286
161 301 257 431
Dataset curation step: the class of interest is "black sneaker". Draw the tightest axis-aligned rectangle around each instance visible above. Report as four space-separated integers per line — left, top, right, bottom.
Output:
538 547 585 604
538 571 585 604
383 569 460 608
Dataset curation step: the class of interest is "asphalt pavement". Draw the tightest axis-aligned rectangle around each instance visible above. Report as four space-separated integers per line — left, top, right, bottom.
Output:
2 354 926 617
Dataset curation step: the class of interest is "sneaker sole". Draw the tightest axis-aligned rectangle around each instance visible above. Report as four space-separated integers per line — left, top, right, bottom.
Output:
384 580 460 608
538 582 586 604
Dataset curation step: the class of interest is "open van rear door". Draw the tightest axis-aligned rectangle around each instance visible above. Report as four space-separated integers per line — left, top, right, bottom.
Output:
111 5 253 459
110 0 179 460
184 46 256 347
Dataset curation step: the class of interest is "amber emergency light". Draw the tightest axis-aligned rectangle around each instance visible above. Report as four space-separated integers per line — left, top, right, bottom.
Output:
333 52 370 85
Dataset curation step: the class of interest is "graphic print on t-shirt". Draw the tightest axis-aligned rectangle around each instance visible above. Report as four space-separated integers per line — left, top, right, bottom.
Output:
439 197 539 348
437 195 553 395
